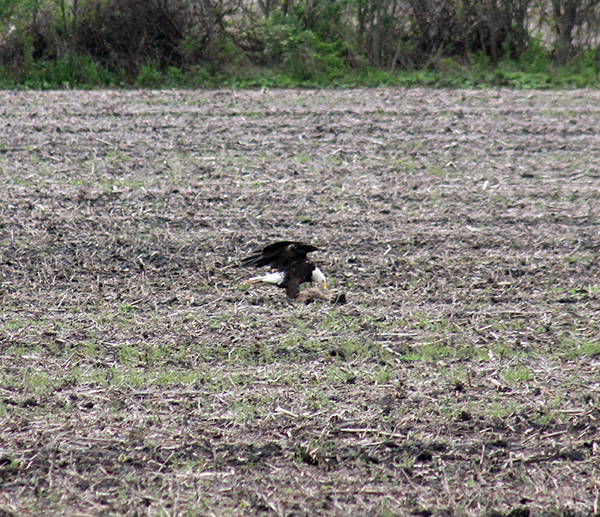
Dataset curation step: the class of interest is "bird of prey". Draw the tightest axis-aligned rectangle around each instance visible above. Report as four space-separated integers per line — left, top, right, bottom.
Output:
241 241 327 300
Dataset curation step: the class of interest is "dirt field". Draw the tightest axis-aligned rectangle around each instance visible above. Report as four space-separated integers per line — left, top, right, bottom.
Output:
1 88 599 517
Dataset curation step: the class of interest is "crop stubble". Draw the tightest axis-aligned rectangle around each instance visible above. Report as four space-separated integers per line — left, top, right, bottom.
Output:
0 89 599 516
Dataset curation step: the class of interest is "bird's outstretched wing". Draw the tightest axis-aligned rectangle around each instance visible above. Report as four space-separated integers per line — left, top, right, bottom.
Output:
241 241 318 270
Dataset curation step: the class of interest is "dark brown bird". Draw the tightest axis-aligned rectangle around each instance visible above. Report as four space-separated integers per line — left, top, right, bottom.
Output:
241 241 327 300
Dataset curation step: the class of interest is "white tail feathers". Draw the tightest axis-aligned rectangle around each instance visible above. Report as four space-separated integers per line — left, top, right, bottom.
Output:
244 271 285 287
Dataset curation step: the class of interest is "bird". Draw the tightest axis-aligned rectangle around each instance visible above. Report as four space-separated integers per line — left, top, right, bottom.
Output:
241 241 327 300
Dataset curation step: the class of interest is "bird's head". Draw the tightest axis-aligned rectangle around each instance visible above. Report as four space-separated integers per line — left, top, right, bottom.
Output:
312 267 327 289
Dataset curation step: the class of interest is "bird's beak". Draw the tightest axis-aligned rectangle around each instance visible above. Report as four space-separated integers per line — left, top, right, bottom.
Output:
321 281 328 289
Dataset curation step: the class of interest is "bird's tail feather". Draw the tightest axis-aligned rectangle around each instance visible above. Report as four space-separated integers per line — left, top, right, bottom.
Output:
244 271 285 287
244 276 265 286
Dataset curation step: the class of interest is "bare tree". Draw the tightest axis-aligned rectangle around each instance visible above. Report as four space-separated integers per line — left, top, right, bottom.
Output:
552 0 600 65
256 0 278 18
507 0 531 59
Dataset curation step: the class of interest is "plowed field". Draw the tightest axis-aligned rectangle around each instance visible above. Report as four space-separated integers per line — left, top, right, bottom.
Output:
1 89 599 516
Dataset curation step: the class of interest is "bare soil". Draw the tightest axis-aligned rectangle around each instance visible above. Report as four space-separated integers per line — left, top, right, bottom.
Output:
1 88 599 517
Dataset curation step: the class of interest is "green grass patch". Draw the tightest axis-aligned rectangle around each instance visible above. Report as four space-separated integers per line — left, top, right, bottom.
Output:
2 48 600 89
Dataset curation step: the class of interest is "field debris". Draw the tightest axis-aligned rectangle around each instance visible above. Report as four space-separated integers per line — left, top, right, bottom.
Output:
1 89 599 516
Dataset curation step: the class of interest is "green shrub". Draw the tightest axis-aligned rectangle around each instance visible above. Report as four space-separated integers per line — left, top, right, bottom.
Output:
136 62 161 87
261 13 349 80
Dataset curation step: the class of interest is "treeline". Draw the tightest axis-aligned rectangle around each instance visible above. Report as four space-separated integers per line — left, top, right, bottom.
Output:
1 0 600 86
